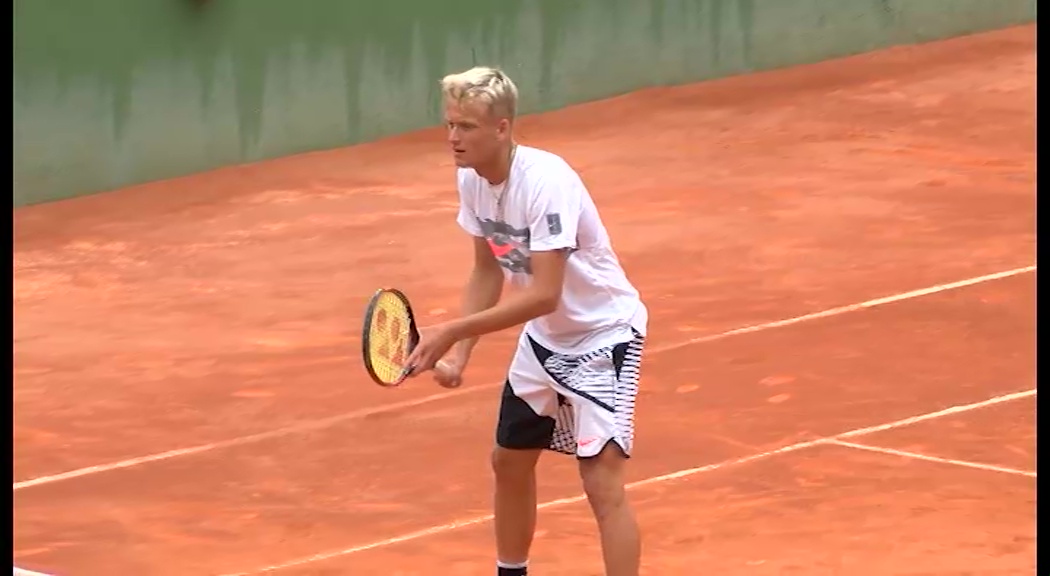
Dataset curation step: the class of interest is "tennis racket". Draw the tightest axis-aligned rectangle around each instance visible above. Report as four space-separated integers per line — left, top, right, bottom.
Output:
361 288 420 387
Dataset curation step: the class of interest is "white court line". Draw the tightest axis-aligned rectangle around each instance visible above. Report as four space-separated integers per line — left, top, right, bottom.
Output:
220 387 1036 575
14 567 54 576
11 264 1035 492
827 439 1036 478
11 385 482 491
836 387 1037 439
648 265 1036 354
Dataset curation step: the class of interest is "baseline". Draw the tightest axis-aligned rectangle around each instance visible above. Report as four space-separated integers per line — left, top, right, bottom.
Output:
14 567 54 576
219 388 1036 575
12 265 1034 492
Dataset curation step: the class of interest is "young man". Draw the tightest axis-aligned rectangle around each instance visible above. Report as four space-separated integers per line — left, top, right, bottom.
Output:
404 66 648 576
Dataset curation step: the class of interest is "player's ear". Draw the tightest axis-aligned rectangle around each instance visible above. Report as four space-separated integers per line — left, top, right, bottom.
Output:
496 117 511 139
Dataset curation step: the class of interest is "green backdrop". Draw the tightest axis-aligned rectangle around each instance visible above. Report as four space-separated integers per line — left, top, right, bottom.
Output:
13 0 1035 206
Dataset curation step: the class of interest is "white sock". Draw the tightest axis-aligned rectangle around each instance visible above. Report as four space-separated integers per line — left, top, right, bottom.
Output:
497 559 528 569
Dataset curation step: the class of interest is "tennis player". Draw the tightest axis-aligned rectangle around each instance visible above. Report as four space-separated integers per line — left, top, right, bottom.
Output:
404 66 648 576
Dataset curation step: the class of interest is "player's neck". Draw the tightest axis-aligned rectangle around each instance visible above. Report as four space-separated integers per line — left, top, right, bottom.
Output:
477 142 517 186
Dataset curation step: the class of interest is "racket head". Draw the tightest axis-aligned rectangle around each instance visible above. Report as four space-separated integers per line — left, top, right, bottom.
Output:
361 288 420 387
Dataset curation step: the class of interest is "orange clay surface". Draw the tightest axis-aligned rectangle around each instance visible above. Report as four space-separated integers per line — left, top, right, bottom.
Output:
13 25 1035 576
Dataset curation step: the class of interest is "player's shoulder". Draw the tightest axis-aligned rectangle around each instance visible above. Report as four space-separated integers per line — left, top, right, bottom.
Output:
455 167 485 201
517 146 583 189
456 166 477 186
517 146 577 176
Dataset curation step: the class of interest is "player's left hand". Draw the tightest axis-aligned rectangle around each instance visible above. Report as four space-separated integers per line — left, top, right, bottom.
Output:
403 323 459 377
432 358 464 388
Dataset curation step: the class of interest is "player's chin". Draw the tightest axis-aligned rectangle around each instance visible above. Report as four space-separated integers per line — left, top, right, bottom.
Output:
451 150 473 167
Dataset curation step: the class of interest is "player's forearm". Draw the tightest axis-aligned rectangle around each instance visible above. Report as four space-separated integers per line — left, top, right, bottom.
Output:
453 267 504 367
449 286 558 343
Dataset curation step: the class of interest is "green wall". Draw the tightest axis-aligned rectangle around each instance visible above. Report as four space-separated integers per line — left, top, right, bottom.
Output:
13 0 1035 206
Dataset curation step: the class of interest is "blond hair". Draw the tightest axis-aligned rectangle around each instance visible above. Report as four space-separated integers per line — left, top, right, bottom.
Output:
440 66 519 120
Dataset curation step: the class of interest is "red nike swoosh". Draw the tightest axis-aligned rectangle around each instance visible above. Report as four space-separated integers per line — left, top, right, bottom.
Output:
488 239 516 258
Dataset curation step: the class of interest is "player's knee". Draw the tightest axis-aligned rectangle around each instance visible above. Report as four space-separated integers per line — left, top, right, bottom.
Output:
491 446 540 485
578 442 628 516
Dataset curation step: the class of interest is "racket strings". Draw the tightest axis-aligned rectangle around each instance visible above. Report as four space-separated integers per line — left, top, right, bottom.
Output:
366 293 413 384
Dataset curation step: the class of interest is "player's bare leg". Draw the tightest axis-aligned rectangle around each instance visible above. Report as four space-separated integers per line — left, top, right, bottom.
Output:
578 443 640 576
492 446 543 571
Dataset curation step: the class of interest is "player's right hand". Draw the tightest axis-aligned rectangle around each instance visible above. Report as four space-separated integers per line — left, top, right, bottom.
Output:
433 359 463 389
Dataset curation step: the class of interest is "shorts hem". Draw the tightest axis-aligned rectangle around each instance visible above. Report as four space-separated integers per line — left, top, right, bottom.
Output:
574 437 632 460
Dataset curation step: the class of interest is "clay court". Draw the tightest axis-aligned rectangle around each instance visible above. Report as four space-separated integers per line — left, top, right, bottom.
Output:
13 25 1036 576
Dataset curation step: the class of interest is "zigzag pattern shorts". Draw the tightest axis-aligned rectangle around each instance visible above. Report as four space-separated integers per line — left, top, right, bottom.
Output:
495 328 645 459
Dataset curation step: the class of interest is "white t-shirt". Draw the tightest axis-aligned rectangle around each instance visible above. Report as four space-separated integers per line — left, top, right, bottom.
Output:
456 145 647 354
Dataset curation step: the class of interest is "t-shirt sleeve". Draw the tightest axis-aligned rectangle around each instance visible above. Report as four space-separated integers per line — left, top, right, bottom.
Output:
525 173 582 252
455 171 485 237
